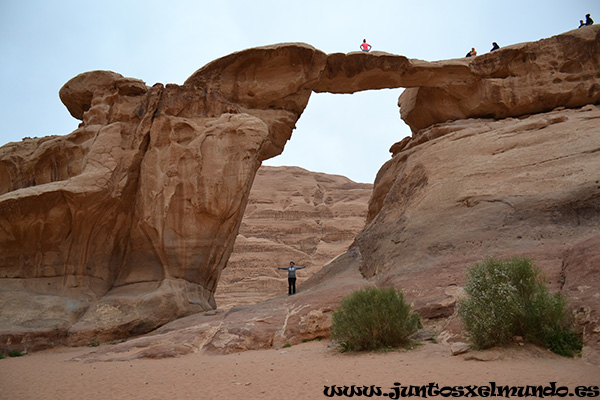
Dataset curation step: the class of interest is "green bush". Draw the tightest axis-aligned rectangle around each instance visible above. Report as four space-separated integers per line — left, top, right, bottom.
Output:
459 257 582 357
331 287 421 352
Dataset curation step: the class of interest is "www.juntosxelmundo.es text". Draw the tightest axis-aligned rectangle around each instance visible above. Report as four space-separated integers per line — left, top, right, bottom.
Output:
323 382 600 398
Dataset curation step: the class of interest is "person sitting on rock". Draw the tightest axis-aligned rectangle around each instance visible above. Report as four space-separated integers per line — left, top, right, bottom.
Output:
491 42 500 51
466 47 477 57
360 39 372 52
585 14 594 26
578 19 585 28
278 261 306 295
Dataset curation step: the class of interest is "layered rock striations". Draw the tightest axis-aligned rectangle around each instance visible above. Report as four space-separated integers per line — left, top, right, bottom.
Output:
216 166 372 309
1 26 599 352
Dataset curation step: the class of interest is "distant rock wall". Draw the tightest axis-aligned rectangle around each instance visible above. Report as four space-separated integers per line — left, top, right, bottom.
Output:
216 166 371 309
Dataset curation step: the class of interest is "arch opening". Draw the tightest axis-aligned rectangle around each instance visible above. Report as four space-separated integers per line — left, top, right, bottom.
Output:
216 88 411 309
264 89 411 184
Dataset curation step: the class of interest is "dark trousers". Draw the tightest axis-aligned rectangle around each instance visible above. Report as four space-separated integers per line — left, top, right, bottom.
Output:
288 277 297 295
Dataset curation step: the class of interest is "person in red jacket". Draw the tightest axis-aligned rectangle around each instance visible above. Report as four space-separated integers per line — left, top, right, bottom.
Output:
360 39 372 52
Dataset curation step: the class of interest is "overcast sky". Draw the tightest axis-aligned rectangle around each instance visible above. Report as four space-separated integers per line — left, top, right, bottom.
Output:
1 0 597 183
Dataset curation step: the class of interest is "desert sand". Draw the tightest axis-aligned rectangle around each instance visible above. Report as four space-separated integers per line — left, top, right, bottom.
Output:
1 340 598 400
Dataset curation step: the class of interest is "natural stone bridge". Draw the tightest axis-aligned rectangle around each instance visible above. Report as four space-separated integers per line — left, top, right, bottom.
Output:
1 26 598 348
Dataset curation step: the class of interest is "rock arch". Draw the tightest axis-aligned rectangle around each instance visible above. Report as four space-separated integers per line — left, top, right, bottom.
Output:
1 26 599 348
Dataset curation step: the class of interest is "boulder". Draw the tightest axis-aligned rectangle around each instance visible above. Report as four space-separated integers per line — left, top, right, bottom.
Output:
450 342 471 356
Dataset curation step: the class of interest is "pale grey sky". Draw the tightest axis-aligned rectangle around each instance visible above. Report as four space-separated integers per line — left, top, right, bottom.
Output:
1 0 597 183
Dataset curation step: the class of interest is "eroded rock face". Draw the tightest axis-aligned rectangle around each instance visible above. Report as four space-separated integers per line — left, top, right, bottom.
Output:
1 27 599 352
362 106 600 281
356 105 600 362
1 44 328 349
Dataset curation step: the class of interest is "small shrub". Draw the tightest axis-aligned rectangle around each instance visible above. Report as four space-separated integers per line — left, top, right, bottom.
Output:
8 350 24 357
331 287 421 352
459 257 582 357
302 337 323 343
0 353 5 359
282 343 292 349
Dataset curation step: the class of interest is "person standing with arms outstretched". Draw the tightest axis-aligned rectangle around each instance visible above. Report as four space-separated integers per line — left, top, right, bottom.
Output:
360 39 372 52
278 261 306 295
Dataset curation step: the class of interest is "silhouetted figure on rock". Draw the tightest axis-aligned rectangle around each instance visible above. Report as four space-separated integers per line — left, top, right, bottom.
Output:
585 14 594 26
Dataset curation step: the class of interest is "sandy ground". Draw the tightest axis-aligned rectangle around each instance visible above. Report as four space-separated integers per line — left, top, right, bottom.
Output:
1 340 599 400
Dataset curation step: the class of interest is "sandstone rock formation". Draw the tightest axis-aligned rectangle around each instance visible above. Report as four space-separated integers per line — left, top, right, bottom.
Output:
75 104 600 365
1 26 599 354
1 44 329 349
216 166 372 309
360 105 600 355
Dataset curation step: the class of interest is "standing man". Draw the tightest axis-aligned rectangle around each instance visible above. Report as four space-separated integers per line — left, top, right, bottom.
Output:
278 261 306 295
360 39 372 52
